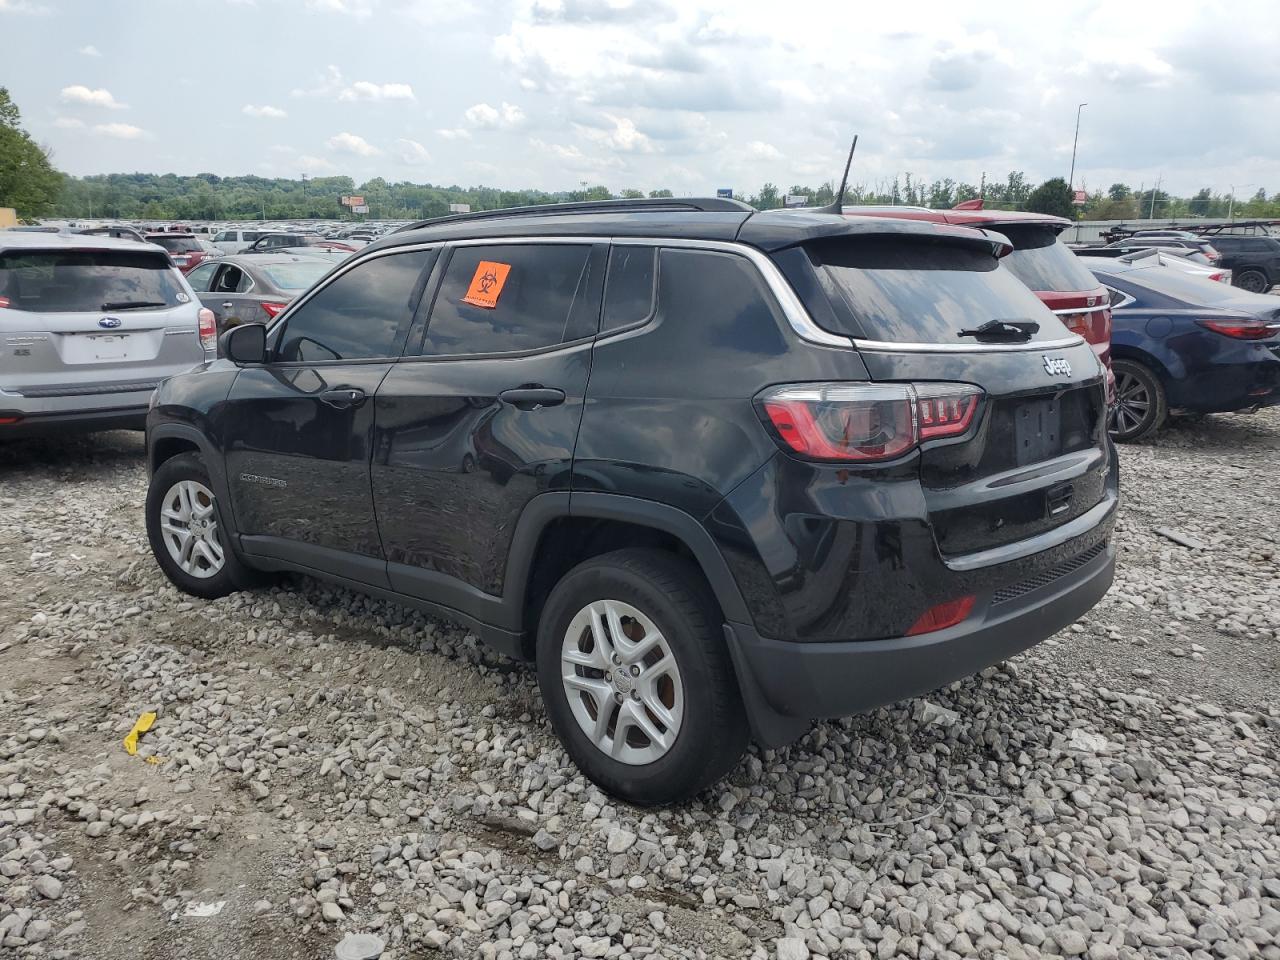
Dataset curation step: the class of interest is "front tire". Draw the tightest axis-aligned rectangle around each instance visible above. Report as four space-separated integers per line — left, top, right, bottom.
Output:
1109 359 1167 442
536 549 748 805
146 452 258 599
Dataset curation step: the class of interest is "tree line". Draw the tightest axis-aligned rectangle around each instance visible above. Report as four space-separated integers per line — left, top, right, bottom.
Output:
4 88 1278 223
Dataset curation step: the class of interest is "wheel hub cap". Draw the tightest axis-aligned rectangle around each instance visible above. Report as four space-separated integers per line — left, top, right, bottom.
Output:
159 479 226 579
560 599 684 766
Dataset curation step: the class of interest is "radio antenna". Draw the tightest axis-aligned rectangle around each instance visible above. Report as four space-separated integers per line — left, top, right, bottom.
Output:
817 135 858 214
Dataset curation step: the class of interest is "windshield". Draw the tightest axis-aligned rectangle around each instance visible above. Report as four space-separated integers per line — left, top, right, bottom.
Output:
998 225 1099 293
802 238 1069 344
260 260 330 291
149 235 202 253
0 250 187 313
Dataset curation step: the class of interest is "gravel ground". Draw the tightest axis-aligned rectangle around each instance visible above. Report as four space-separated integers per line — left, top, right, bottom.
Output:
1 415 1278 960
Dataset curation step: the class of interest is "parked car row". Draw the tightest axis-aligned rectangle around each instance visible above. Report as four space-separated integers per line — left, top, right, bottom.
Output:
8 195 1280 803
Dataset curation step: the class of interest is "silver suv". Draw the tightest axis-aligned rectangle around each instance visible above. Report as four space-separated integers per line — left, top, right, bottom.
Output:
0 231 213 438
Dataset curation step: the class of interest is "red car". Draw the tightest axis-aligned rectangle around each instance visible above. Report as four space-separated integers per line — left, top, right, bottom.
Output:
846 200 1114 400
145 233 209 275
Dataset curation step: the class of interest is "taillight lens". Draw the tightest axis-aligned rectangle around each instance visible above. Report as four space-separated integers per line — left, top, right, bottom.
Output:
261 301 288 319
1196 318 1279 340
0 296 10 308
1204 247 1220 262
198 307 217 351
759 382 982 462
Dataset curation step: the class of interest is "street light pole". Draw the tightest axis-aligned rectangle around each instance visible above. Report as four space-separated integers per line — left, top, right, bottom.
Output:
1228 184 1253 221
1068 103 1087 190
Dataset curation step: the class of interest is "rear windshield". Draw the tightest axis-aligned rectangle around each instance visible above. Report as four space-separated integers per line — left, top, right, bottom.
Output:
803 238 1067 344
999 225 1099 293
1119 265 1258 305
0 250 187 313
149 235 202 253
260 260 330 291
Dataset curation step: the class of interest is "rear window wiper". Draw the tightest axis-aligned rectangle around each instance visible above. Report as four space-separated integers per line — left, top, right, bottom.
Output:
958 319 1040 342
100 300 168 310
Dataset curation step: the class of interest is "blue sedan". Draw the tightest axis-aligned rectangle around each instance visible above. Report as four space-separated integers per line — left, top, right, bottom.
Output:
1082 257 1280 441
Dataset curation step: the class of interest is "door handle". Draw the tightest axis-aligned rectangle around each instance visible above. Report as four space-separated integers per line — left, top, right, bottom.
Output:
498 387 566 411
319 387 366 409
222 301 234 310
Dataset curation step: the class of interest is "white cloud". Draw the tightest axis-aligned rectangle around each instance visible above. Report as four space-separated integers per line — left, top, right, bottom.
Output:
338 80 415 102
291 64 344 98
53 117 84 129
436 127 472 141
299 154 335 173
0 0 50 13
396 138 431 165
326 131 381 156
60 85 126 110
578 114 654 153
93 123 148 140
746 140 782 161
78 44 101 56
307 0 375 16
464 102 525 130
242 104 288 118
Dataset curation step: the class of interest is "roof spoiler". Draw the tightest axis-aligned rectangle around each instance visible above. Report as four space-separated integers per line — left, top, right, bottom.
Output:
952 198 984 211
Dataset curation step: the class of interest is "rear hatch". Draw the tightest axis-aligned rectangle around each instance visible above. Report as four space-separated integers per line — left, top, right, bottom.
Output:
995 223 1113 395
780 234 1111 560
0 246 206 398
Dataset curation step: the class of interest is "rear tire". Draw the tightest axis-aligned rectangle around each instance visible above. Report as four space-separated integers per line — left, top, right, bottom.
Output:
1109 359 1167 443
146 452 262 599
1234 269 1269 294
536 548 748 805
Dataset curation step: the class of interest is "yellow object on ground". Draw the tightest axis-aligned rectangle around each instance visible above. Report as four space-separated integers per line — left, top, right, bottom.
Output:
123 712 158 756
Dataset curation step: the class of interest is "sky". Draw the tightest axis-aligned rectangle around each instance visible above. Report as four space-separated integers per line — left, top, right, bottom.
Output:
3 0 1279 198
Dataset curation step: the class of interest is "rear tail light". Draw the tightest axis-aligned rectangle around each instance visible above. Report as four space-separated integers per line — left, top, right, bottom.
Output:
759 382 983 462
198 307 217 351
260 301 288 319
1196 319 1279 340
0 415 22 425
907 595 976 635
0 296 9 308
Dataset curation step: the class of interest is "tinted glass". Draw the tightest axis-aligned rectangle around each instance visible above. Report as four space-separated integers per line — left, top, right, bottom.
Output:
999 226 1098 292
213 231 231 242
275 249 431 362
261 260 330 291
0 250 187 313
806 238 1067 344
603 246 656 331
149 235 202 253
186 261 218 292
419 244 599 356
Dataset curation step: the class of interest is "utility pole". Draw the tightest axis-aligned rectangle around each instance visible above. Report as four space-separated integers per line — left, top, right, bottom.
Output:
1068 103 1087 189
1149 175 1161 219
979 171 985 199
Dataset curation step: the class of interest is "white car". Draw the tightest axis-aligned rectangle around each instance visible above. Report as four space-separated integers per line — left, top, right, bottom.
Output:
210 228 268 254
0 231 213 438
1115 247 1232 285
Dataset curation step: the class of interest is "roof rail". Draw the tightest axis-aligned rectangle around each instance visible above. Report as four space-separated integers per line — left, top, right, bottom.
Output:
396 196 755 233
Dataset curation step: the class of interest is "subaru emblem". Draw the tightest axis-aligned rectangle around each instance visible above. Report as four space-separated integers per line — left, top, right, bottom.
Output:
99 317 122 329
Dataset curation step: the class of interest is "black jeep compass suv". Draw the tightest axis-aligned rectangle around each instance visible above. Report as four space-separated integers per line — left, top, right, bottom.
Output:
145 198 1117 805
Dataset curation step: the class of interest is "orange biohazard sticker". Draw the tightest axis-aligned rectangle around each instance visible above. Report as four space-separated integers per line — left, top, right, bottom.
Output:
461 261 511 309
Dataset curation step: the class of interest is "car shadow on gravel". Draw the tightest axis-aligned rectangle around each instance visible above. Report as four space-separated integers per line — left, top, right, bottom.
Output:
0 429 146 474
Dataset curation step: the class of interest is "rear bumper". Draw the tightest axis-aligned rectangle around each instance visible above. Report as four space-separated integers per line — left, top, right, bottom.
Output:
0 402 149 437
726 536 1114 742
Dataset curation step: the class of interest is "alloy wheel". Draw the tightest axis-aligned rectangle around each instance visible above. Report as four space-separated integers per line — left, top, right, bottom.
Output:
560 599 684 765
1111 369 1151 438
159 479 225 579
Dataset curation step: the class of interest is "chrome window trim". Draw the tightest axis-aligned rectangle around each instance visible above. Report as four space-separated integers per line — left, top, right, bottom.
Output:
1051 307 1097 317
271 234 1086 355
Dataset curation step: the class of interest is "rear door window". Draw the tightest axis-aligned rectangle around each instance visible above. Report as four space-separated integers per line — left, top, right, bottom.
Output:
997 225 1099 293
0 250 187 313
186 261 219 292
602 245 657 332
797 237 1069 345
274 249 433 362
416 243 604 356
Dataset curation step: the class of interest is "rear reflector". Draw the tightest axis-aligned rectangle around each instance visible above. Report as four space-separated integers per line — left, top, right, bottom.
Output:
261 301 288 318
198 308 217 351
906 595 976 636
1196 319 1279 340
0 415 22 425
759 382 982 462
